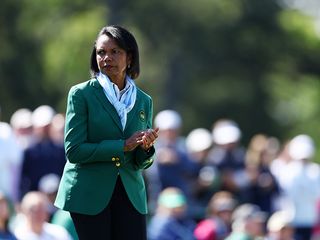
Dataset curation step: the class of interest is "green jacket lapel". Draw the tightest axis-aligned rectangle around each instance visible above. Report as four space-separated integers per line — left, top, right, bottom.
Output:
91 79 123 131
125 91 140 131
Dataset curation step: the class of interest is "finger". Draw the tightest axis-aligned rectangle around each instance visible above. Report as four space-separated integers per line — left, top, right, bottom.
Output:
142 129 158 146
144 134 154 144
151 130 158 139
144 129 157 138
148 133 158 143
142 136 148 145
141 136 152 148
136 139 144 144
133 137 143 145
150 128 159 138
136 131 145 137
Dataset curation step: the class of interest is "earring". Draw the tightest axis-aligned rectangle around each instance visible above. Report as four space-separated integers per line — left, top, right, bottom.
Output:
127 64 131 69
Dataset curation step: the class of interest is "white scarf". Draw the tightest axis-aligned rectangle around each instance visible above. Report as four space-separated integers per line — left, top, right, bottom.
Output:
97 72 137 130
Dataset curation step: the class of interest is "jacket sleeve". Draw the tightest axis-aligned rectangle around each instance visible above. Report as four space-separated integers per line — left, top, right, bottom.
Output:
134 97 155 169
64 86 124 164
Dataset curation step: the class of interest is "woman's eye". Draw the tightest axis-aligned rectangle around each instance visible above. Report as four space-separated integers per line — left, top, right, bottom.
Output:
97 50 105 56
112 49 120 54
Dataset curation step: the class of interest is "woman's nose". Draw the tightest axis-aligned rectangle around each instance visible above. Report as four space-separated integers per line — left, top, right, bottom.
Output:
103 53 112 62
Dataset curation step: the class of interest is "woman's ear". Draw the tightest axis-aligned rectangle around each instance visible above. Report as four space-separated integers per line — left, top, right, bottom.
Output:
127 54 132 68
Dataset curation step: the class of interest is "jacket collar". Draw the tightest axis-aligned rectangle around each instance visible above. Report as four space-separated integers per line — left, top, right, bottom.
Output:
91 78 140 132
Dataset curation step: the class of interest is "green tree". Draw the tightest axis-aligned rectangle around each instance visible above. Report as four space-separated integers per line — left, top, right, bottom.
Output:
1 0 320 158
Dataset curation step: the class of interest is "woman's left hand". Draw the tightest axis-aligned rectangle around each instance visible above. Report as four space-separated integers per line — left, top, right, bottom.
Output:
140 128 159 151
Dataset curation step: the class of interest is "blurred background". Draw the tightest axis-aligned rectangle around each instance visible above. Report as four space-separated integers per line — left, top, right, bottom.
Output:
2 1 320 239
1 0 320 154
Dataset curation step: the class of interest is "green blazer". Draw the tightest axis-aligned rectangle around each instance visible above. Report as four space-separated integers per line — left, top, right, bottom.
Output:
54 78 155 215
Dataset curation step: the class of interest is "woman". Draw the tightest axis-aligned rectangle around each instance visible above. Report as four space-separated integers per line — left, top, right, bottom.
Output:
54 25 158 240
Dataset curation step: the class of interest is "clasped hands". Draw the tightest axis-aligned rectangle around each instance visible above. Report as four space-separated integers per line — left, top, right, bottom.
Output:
124 128 159 152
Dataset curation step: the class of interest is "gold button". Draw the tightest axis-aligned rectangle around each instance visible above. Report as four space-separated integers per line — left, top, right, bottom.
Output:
116 162 121 167
112 157 116 161
116 157 120 161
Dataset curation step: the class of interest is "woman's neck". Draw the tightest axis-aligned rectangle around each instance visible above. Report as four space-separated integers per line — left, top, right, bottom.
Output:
110 74 126 90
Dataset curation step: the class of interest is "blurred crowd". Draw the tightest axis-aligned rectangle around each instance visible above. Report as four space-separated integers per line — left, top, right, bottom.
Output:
1 106 320 240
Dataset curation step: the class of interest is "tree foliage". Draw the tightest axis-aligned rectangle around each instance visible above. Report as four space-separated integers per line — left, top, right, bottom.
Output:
1 0 320 156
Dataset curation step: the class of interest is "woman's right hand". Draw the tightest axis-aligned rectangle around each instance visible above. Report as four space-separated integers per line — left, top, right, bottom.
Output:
124 131 145 152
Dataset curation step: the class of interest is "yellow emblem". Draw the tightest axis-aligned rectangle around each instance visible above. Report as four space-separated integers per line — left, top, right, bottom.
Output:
139 110 145 121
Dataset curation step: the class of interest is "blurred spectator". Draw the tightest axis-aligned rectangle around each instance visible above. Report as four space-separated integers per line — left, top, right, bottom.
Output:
269 141 294 212
19 105 66 199
185 128 220 219
194 191 236 240
10 108 35 150
37 173 78 239
0 117 22 202
0 192 17 240
49 113 65 146
145 110 197 212
51 210 78 240
207 119 247 200
148 187 196 240
10 109 35 203
312 199 320 240
153 109 185 151
241 134 279 214
226 203 267 240
38 173 77 239
38 173 60 221
280 135 320 240
266 210 295 240
13 191 71 240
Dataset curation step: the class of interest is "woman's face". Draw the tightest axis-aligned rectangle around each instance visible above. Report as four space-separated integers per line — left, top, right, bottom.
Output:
96 34 130 81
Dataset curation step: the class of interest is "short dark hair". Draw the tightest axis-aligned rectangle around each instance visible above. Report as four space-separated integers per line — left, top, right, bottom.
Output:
90 25 140 79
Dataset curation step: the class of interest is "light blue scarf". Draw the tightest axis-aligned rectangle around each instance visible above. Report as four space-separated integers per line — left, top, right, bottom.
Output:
97 72 137 130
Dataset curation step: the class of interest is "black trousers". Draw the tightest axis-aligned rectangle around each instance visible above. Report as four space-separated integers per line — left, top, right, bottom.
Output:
70 177 147 240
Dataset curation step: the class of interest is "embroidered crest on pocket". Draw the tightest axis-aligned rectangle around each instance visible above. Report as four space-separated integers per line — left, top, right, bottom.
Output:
139 110 146 122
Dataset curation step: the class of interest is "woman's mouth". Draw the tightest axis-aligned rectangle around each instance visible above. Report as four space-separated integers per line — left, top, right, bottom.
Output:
103 64 114 70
